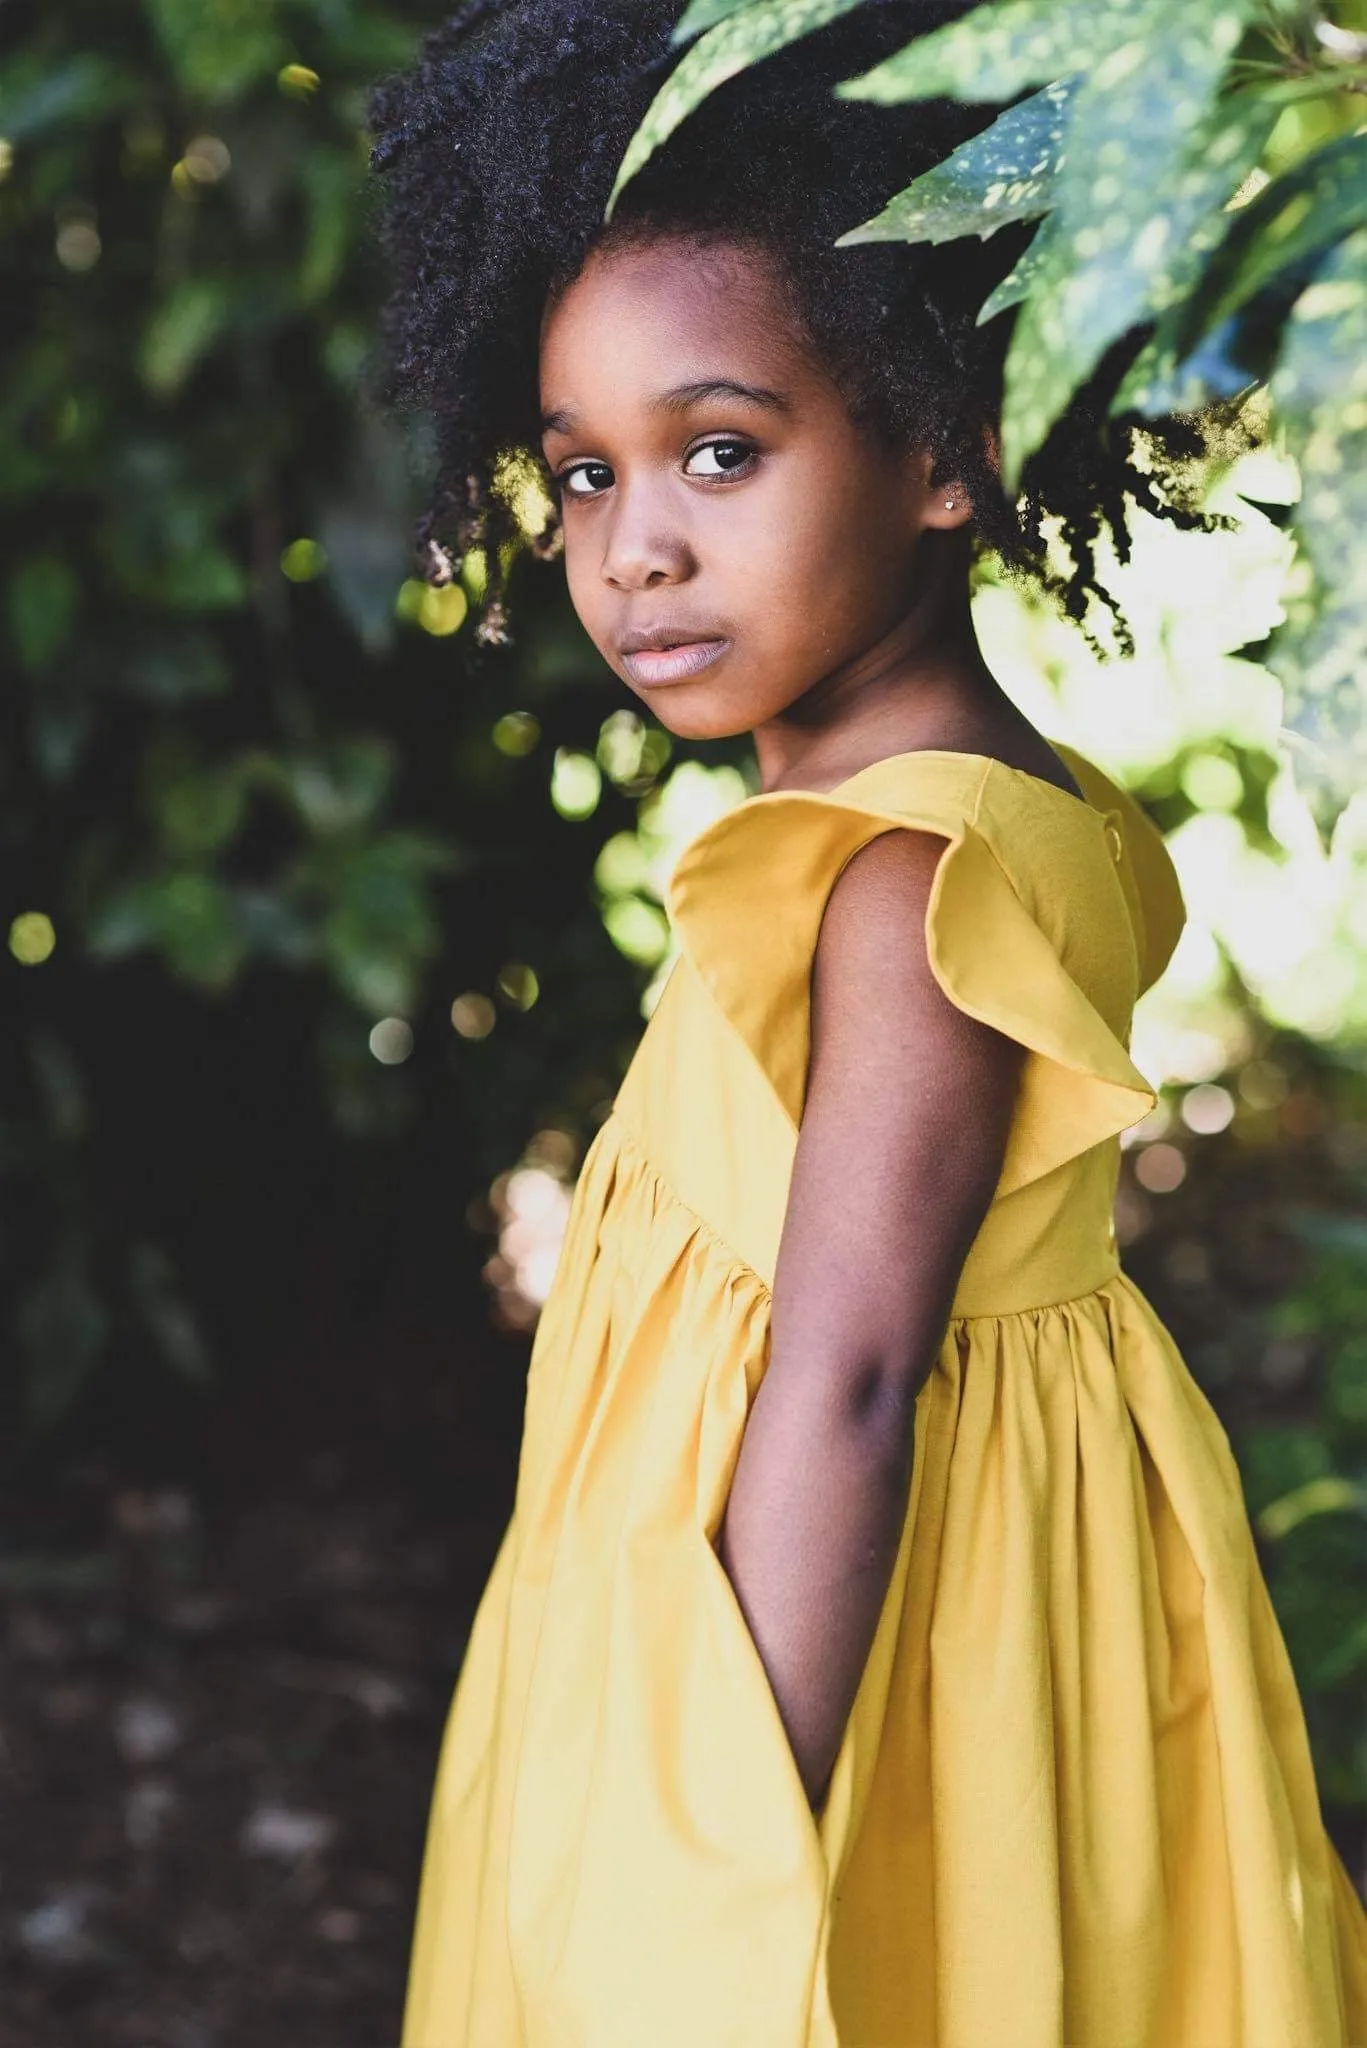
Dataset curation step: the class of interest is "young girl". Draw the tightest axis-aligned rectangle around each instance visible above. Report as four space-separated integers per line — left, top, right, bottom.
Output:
369 5 1367 2042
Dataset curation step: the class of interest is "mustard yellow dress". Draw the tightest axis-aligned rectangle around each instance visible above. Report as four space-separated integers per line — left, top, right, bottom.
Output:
402 744 1367 2048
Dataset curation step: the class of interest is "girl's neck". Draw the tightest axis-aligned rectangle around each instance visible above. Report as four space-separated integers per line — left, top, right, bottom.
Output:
751 539 1018 797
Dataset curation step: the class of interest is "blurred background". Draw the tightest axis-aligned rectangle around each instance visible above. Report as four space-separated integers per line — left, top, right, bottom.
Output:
3 4 1366 2044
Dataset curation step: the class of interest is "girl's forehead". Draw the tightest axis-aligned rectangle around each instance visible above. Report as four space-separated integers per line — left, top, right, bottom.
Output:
540 236 812 391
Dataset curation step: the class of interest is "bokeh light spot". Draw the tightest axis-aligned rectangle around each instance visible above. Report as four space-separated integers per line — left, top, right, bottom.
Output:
1181 1082 1236 1135
451 993 496 1039
495 963 540 1011
416 583 467 637
0 140 14 183
1238 1059 1289 1111
1180 752 1243 812
1135 1142 1188 1194
597 709 646 784
182 135 231 184
280 537 328 583
9 912 56 966
56 219 101 272
368 1017 413 1065
550 749 601 820
492 710 540 758
278 65 321 98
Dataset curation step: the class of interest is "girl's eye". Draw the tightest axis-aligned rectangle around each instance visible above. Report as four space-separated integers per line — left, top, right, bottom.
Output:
560 461 614 499
683 439 756 480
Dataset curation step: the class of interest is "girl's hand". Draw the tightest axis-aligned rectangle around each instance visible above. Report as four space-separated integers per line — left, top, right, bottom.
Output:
717 827 1023 1812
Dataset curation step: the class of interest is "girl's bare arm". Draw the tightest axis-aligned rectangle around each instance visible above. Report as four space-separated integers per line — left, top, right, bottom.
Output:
717 827 1023 1812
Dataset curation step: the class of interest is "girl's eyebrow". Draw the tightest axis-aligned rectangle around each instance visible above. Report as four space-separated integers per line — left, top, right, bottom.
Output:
653 378 791 416
540 378 791 438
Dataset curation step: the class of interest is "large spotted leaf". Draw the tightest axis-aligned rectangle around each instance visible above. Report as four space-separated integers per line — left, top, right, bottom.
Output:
839 0 1244 106
608 0 865 215
1115 132 1367 420
996 28 1271 485
837 77 1078 248
1267 230 1367 828
977 213 1060 323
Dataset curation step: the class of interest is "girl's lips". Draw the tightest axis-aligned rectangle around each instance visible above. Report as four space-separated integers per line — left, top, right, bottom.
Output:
621 638 730 686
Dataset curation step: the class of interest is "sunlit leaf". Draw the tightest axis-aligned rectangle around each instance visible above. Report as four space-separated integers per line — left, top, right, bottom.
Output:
672 0 764 39
1266 230 1367 827
839 0 1243 106
1259 1473 1367 1541
838 77 1078 248
997 48 1272 484
608 0 865 216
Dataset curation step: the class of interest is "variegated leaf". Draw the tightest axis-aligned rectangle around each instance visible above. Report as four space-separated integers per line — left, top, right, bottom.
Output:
997 38 1272 484
837 77 1078 248
977 213 1059 323
1113 131 1367 420
839 0 1245 107
1267 230 1367 828
609 0 865 216
1180 132 1367 345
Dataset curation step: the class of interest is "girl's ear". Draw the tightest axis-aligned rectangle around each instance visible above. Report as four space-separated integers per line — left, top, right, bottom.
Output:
910 442 976 533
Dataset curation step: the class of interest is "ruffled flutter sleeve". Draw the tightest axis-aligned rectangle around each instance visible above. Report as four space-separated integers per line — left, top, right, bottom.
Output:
666 761 1159 1201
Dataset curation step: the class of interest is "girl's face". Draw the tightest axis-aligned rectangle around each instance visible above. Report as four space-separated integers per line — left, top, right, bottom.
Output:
538 236 970 742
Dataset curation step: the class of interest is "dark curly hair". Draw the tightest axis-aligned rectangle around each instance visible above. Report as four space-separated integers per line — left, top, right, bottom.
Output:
365 0 1214 649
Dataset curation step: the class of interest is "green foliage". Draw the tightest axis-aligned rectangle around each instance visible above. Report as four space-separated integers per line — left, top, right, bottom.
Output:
842 0 1217 104
1240 1214 1367 1805
1266 228 1367 808
0 0 650 1441
617 0 1367 824
837 79 1078 248
996 58 1272 485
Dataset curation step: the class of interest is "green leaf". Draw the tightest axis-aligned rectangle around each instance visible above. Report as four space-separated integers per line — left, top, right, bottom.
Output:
672 0 763 40
140 280 234 398
1266 230 1367 825
0 54 120 142
997 46 1273 483
157 545 248 613
840 0 1245 106
145 0 287 101
977 214 1058 323
7 555 81 673
1178 132 1367 347
837 77 1078 248
1118 135 1367 417
608 0 865 217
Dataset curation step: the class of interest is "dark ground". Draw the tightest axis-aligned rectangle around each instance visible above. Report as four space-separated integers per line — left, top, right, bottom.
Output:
2 1474 508 2048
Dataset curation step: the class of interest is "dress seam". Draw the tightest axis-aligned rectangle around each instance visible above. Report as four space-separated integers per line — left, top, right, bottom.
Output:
947 1265 1125 1323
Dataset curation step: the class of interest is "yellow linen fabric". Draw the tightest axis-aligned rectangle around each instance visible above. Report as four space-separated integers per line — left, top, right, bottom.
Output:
402 745 1367 2048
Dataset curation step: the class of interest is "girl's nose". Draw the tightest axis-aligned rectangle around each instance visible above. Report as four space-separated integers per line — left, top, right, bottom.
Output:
600 486 692 591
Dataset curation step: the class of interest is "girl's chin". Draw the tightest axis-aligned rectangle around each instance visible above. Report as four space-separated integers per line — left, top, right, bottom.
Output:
625 690 764 744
